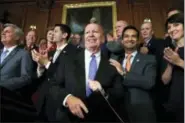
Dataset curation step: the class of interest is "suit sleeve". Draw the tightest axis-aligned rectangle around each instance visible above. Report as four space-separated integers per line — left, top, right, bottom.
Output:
1 51 33 90
123 56 156 90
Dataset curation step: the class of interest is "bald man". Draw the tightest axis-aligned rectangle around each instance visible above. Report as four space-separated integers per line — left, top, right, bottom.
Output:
106 20 128 61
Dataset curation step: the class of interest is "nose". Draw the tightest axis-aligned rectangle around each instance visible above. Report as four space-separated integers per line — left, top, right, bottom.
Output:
88 31 94 37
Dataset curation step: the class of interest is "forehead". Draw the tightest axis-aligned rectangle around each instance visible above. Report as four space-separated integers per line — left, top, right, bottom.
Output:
85 23 101 31
141 23 152 28
27 31 36 35
116 21 126 26
3 26 14 31
54 26 61 31
124 29 137 35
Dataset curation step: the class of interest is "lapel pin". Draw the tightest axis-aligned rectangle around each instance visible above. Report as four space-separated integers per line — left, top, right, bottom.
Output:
136 59 140 62
63 51 66 53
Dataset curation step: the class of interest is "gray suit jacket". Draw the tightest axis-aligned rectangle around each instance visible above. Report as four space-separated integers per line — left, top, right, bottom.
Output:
0 46 33 90
123 53 156 104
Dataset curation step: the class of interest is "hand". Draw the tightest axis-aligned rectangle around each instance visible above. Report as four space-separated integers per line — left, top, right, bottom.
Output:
88 79 102 91
66 95 88 119
164 47 183 66
140 46 149 54
31 50 50 66
106 34 114 42
109 59 125 76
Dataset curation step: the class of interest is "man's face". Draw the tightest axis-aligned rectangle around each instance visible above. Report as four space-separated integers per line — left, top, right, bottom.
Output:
141 23 153 40
1 26 17 46
53 26 66 42
115 21 127 38
122 29 138 50
84 23 104 51
71 34 81 45
167 10 179 18
47 30 54 42
26 31 36 47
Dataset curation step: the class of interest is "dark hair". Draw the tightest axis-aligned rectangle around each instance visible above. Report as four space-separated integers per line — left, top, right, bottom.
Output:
121 25 140 39
55 24 71 41
165 13 184 30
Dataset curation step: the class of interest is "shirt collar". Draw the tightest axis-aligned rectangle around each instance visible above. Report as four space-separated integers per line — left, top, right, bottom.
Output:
125 50 137 58
144 36 152 45
3 45 17 52
85 49 101 58
57 43 67 51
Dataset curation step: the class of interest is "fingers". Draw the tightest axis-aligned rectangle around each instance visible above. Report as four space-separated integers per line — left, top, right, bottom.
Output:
88 79 101 91
164 47 173 57
79 101 88 114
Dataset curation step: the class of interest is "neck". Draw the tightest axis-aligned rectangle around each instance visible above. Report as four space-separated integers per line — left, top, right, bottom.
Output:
87 47 100 54
56 40 66 49
177 37 184 47
125 48 137 54
144 36 152 43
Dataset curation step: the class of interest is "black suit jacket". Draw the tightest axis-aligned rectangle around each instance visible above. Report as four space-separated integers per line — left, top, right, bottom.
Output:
45 49 124 122
35 44 77 121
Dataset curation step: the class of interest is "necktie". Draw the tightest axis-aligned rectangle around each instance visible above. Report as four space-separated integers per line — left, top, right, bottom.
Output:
86 54 97 96
125 54 132 72
1 50 9 63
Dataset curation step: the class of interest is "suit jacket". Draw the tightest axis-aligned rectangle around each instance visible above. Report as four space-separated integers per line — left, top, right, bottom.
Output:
46 49 124 122
0 46 33 91
35 44 77 121
122 52 156 104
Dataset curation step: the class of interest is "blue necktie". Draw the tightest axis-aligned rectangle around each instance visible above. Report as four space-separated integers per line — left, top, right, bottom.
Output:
86 54 97 96
1 50 9 63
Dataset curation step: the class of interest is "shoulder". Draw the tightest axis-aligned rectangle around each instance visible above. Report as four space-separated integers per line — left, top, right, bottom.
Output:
138 53 156 63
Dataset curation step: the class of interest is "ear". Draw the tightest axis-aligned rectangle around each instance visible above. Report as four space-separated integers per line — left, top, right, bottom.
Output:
62 33 68 40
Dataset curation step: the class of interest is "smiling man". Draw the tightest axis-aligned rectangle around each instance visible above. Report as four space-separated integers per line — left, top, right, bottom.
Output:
110 25 157 122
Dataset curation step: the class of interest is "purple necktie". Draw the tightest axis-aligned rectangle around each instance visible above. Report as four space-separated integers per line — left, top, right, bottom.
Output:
86 54 97 96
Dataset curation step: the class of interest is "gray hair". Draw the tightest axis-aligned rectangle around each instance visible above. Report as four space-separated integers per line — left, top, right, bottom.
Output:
4 23 24 40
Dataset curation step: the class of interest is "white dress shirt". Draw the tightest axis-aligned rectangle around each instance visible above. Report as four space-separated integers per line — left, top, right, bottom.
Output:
122 51 138 69
62 49 101 106
37 43 68 77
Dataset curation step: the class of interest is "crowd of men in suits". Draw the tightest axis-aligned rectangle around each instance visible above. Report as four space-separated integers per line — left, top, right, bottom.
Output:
0 8 184 123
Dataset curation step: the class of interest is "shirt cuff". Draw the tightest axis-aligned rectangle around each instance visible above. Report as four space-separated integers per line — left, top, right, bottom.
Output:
63 94 72 107
37 67 45 78
45 61 51 69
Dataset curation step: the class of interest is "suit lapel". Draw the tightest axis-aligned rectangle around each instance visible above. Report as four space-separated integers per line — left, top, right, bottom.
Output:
130 53 141 71
0 47 19 69
76 50 86 97
94 53 107 84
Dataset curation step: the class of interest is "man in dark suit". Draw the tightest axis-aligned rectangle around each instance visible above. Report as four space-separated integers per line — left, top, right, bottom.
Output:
110 25 156 122
44 23 124 122
0 23 33 91
31 24 77 121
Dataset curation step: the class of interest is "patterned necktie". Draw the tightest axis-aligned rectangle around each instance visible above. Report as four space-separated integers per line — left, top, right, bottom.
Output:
1 49 9 63
86 54 97 96
125 54 132 72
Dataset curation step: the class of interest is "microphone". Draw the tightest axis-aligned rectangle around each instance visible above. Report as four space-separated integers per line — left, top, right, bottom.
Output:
98 89 125 123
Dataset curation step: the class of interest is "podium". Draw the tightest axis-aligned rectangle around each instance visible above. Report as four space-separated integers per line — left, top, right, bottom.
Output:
0 86 38 122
